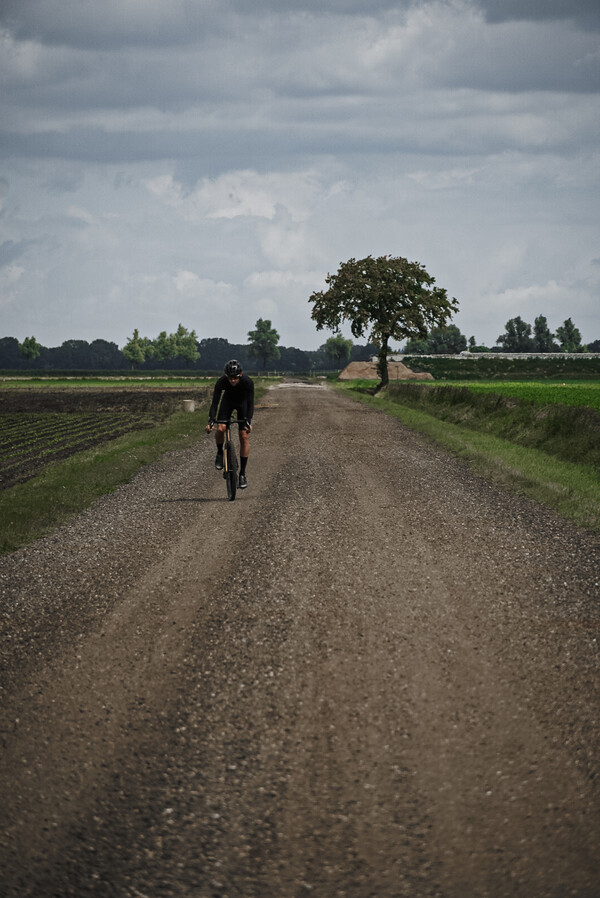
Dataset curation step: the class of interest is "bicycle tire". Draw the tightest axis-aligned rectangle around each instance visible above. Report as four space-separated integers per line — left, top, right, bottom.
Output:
225 441 237 501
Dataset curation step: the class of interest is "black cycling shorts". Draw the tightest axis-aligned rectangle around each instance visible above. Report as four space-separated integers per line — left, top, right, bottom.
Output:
216 399 249 428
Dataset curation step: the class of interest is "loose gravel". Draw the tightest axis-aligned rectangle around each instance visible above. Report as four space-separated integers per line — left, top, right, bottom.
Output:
0 383 598 897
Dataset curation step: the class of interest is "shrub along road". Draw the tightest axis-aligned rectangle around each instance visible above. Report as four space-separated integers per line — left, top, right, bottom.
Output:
0 382 598 897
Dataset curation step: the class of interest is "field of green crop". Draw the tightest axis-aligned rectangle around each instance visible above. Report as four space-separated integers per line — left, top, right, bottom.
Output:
440 381 600 411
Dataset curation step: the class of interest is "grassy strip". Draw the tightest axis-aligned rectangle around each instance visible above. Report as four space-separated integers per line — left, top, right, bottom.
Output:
0 408 210 555
337 385 600 532
382 382 600 469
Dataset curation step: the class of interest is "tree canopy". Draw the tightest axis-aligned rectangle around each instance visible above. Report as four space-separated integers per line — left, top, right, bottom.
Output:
309 255 458 387
497 315 584 353
122 324 199 368
532 315 557 352
247 318 280 369
556 317 583 353
405 324 467 355
18 336 41 361
322 335 353 366
496 317 533 352
122 329 154 368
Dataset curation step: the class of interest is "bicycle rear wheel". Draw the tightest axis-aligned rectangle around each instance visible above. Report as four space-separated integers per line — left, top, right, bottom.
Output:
225 441 237 501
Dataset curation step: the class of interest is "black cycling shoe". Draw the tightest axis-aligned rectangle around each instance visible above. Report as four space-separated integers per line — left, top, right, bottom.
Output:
239 473 248 489
215 452 224 471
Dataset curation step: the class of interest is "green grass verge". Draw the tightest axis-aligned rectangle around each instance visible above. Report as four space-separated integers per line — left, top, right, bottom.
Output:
337 384 600 532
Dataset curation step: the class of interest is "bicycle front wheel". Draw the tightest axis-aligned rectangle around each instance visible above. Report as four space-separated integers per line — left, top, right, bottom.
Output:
225 441 237 501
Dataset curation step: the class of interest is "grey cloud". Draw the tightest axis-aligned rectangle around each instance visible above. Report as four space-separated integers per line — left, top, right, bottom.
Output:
0 239 38 267
437 23 600 94
478 0 600 28
0 0 412 49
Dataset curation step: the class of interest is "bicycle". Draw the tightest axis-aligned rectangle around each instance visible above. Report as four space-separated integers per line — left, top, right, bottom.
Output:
208 413 249 501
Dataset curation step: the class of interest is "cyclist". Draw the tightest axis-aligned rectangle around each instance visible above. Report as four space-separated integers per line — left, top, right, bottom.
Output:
205 360 254 489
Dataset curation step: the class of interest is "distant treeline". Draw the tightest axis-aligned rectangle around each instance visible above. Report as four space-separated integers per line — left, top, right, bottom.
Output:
0 336 377 373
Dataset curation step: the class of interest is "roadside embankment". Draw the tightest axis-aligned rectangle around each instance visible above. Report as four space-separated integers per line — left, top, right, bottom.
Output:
383 382 600 469
337 380 600 531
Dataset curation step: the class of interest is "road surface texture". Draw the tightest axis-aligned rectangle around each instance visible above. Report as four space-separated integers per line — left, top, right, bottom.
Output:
1 382 599 897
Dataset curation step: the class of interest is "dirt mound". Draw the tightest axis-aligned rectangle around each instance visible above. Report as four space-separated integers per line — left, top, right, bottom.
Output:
338 360 434 381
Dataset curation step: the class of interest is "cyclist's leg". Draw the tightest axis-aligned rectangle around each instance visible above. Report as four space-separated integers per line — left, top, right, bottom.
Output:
238 418 249 484
215 398 235 449
215 422 226 447
239 424 250 459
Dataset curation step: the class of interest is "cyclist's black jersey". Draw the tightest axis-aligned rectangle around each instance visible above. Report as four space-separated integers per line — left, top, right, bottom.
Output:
209 374 255 424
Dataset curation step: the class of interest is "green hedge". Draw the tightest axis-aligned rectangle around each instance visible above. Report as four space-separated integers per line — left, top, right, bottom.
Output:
402 356 600 381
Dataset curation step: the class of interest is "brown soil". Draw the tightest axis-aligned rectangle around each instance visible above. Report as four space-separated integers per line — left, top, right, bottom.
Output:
0 388 211 489
0 382 598 897
338 360 434 380
0 387 208 414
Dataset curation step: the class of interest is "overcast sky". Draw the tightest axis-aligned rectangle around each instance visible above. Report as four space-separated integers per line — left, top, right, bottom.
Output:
1 0 599 351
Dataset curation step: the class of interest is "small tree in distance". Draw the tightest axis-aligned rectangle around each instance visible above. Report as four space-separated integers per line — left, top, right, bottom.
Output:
532 315 557 352
556 318 583 353
309 255 458 389
496 317 533 352
171 323 200 365
18 336 41 362
323 335 353 368
122 329 154 368
247 318 280 370
405 324 466 355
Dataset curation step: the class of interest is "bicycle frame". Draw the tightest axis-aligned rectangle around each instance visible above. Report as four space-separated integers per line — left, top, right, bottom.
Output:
214 413 249 501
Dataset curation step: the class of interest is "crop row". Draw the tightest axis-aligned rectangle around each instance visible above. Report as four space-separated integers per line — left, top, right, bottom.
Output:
0 411 138 453
0 410 164 489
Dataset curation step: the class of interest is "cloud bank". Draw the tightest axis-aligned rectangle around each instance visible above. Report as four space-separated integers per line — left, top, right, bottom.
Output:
1 0 598 349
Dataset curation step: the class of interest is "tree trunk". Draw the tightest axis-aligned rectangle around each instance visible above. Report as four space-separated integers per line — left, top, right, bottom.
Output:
374 337 389 393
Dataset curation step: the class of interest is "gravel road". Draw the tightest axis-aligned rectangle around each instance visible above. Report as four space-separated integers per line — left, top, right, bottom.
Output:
1 382 599 897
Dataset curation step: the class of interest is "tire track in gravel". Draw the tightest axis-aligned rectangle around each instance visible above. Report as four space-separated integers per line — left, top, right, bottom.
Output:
0 382 599 897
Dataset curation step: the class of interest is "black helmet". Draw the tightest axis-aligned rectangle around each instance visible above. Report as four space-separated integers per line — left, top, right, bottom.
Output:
224 359 242 377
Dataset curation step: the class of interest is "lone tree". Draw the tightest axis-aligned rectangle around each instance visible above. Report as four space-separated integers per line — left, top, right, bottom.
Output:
309 255 458 388
248 318 280 370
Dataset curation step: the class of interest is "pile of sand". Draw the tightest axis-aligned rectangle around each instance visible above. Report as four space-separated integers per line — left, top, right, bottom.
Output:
338 360 434 381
